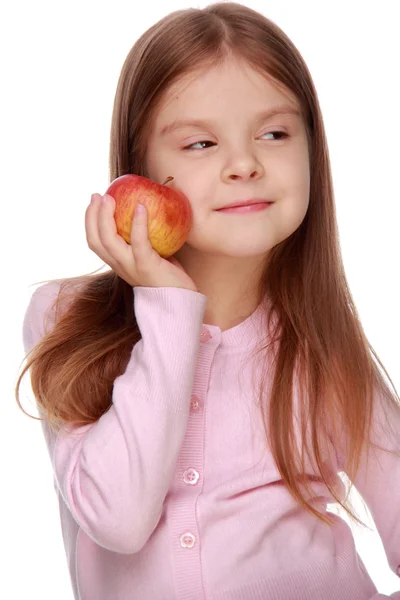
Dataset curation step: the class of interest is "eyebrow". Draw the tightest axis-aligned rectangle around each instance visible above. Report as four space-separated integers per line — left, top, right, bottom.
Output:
159 104 302 137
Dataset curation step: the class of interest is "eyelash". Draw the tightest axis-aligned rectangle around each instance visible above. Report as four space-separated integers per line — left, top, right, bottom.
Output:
183 131 289 150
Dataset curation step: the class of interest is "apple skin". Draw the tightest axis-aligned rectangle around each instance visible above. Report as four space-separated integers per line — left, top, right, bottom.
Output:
105 174 193 258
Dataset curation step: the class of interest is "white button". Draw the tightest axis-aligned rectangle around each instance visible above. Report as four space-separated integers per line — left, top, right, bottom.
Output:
200 326 212 342
180 532 196 548
183 468 200 485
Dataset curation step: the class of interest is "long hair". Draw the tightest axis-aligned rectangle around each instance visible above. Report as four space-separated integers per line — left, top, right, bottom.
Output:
15 1 400 528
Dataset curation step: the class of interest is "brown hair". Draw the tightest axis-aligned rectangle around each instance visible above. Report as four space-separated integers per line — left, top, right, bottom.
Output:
15 1 400 529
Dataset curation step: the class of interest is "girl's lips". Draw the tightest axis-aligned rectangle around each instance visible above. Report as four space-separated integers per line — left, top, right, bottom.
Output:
216 202 272 214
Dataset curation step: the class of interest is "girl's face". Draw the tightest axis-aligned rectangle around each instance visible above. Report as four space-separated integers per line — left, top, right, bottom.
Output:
143 57 311 261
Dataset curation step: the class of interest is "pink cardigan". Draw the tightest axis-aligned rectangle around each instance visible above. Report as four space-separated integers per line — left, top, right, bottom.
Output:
22 281 400 599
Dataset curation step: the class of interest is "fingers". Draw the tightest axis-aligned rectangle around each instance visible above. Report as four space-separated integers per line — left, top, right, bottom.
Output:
85 193 160 287
129 204 156 272
96 195 134 267
85 194 121 269
85 194 103 252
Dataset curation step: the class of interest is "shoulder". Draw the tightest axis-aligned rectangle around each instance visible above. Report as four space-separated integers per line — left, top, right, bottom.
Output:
22 278 83 355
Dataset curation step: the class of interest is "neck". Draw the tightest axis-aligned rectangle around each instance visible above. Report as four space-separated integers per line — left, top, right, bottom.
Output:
173 246 267 331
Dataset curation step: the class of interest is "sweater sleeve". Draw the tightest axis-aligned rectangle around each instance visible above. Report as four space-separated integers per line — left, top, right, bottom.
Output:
22 281 207 554
334 386 400 592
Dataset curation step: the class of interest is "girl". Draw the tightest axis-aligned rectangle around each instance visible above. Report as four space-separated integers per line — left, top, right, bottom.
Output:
16 2 400 599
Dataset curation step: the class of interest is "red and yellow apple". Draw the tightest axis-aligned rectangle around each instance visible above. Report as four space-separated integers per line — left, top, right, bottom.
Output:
105 174 192 258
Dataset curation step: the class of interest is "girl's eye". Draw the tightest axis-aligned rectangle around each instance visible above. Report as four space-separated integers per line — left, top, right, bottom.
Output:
183 140 216 150
261 131 289 141
183 131 288 150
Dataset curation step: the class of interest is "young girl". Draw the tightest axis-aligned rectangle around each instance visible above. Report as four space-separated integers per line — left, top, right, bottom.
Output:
16 3 400 599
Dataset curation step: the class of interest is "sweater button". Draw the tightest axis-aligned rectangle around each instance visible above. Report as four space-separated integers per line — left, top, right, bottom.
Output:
200 326 212 342
180 532 196 548
183 468 200 485
397 564 400 576
190 396 200 412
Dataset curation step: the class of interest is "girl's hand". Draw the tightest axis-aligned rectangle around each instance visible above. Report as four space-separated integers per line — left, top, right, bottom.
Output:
85 193 198 292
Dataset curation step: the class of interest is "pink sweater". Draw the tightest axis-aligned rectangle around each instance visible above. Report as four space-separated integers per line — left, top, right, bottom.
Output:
22 281 400 600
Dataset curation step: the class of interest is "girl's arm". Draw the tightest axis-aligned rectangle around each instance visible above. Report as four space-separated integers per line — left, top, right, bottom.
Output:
335 386 400 590
23 281 207 554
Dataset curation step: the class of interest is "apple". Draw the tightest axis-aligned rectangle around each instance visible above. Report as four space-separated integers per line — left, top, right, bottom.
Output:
105 174 193 258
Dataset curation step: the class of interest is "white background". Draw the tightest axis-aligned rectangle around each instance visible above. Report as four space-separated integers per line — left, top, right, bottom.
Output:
2 0 399 598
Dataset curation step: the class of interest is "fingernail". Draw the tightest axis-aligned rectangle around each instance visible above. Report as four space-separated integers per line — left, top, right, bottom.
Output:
136 204 145 214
